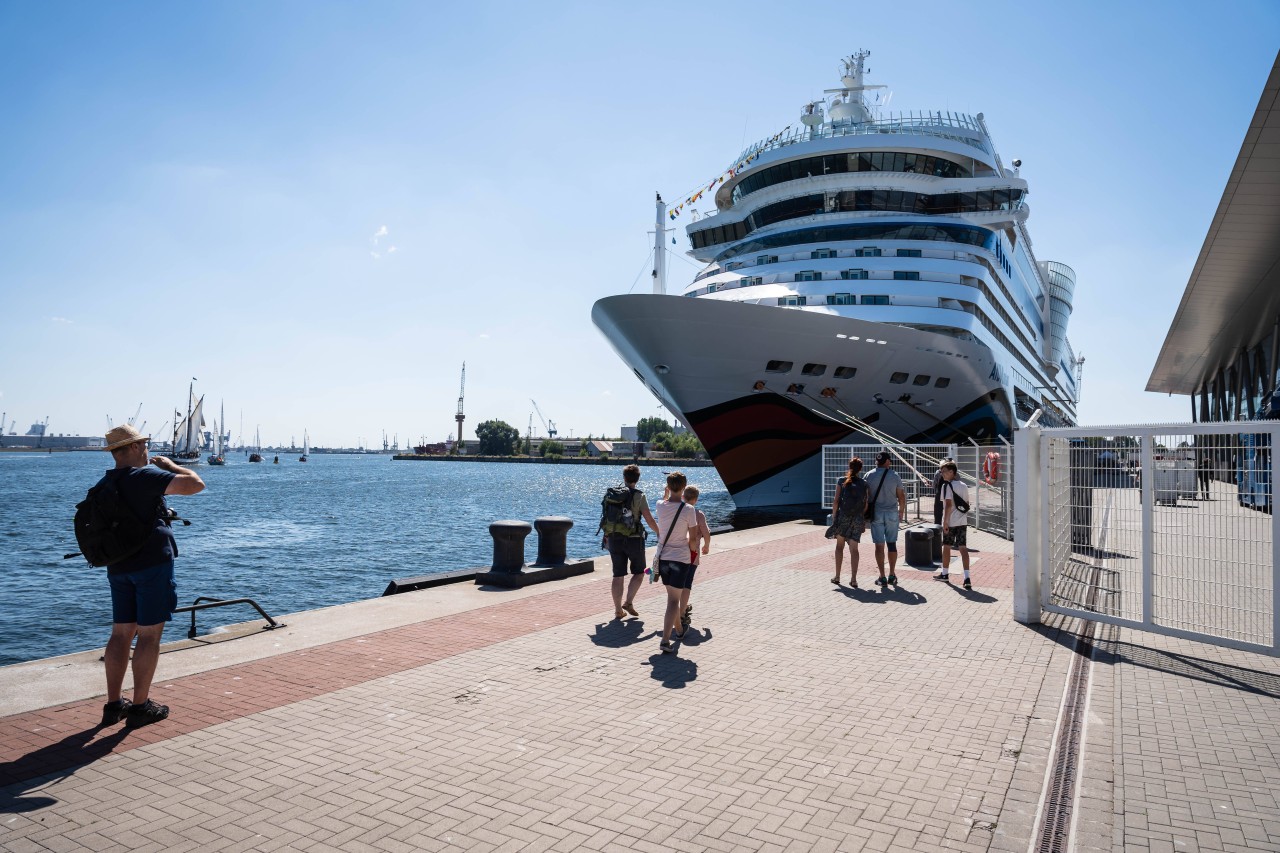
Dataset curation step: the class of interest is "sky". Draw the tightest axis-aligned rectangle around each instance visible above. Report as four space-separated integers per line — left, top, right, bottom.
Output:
0 1 1277 448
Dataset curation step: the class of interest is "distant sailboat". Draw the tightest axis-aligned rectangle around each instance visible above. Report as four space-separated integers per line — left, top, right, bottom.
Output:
249 427 263 463
300 430 309 462
207 399 227 461
171 383 205 465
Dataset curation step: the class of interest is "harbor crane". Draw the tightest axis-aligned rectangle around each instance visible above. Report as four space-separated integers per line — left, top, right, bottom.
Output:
530 399 557 438
455 362 466 447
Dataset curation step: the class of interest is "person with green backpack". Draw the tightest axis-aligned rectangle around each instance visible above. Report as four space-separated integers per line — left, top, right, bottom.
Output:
600 464 658 620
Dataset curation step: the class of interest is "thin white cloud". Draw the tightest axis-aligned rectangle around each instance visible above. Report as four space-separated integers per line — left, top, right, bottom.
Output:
51 317 73 324
601 390 612 396
478 333 490 339
373 225 388 240
370 251 381 260
387 246 397 254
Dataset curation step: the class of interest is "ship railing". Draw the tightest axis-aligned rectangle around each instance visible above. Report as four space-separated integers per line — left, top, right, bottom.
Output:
735 112 990 165
174 596 286 641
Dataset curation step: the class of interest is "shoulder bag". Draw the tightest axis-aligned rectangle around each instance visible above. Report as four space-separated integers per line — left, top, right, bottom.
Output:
650 502 686 583
865 470 888 522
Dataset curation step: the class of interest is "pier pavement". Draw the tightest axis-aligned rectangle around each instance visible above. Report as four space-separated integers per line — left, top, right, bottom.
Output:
1 521 1277 852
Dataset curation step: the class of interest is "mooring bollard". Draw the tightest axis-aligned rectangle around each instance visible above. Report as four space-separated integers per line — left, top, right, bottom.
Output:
488 520 532 572
904 527 934 568
533 516 573 566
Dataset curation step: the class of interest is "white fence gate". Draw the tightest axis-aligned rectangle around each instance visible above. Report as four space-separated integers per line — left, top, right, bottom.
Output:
1014 421 1280 656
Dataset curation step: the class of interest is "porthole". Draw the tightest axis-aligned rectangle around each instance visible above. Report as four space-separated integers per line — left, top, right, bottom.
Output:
834 366 857 379
935 377 951 388
889 372 909 384
786 383 805 395
802 363 827 376
654 364 670 375
765 360 793 373
912 375 931 386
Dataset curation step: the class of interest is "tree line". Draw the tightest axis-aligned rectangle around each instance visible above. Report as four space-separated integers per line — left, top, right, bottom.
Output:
471 416 703 459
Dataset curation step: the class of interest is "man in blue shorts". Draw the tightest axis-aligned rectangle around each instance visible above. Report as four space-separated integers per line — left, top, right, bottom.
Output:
97 424 205 728
865 451 907 587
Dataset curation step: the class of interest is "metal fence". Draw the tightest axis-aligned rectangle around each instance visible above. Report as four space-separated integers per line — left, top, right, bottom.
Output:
1015 421 1279 656
821 441 1016 540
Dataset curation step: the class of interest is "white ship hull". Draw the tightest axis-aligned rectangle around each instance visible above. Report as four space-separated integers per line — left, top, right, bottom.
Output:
593 294 1014 506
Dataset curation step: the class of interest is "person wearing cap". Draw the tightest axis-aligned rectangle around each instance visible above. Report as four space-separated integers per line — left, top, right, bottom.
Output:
96 424 205 728
865 450 907 588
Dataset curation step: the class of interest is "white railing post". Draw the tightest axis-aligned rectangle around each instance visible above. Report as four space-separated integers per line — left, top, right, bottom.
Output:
1272 425 1280 654
1141 431 1155 630
1013 425 1042 624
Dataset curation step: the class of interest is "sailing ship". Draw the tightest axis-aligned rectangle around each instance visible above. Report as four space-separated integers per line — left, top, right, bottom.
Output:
248 427 264 463
299 430 309 462
592 52 1081 506
171 383 205 465
207 401 227 465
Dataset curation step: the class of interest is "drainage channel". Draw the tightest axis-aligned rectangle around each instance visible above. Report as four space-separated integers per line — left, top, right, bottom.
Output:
1033 491 1113 853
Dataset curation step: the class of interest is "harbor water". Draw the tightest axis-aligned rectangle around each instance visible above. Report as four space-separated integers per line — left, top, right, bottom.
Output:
0 452 815 666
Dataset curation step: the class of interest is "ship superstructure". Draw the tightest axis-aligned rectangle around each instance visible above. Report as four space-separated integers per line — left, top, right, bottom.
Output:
593 52 1080 506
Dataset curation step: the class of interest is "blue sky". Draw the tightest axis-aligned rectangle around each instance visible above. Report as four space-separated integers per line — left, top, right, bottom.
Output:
0 1 1276 448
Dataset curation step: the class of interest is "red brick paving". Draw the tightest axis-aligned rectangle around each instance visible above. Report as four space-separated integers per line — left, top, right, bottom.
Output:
0 528 838 788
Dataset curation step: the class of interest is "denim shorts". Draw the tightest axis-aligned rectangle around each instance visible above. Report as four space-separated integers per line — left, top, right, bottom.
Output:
869 514 900 545
659 560 698 590
108 562 177 626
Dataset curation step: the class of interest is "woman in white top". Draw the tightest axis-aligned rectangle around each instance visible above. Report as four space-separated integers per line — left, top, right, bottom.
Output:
654 471 699 653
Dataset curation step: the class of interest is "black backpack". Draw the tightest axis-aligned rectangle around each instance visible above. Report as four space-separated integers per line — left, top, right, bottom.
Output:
598 484 641 537
73 475 153 567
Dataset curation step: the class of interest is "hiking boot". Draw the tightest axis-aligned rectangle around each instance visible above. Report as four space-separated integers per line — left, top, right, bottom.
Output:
100 698 131 726
125 698 169 728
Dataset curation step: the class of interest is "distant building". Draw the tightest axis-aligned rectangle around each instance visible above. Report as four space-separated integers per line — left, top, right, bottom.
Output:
620 425 638 441
585 440 614 457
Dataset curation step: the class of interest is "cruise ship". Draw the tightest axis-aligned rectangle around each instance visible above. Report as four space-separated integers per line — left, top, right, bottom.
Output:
592 52 1081 507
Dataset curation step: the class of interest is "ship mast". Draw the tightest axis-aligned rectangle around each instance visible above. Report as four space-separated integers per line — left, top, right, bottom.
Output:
653 193 667 295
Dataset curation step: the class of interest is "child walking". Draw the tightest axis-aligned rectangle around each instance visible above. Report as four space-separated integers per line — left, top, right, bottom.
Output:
679 485 711 636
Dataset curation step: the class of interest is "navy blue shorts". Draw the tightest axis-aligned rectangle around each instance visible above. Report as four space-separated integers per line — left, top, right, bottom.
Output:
109 562 177 626
659 560 697 590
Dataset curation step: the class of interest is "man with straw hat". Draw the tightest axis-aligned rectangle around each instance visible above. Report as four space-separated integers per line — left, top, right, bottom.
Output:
95 423 204 728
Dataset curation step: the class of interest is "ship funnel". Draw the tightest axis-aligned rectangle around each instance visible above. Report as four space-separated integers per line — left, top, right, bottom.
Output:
1038 260 1076 375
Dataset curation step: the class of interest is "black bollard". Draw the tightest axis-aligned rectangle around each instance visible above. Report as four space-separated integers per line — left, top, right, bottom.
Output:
533 516 573 566
904 527 934 568
488 520 532 573
925 524 944 563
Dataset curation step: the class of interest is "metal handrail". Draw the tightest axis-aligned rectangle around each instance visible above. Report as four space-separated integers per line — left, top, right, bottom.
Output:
173 596 286 640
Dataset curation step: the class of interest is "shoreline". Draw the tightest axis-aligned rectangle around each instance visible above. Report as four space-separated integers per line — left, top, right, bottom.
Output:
391 454 713 466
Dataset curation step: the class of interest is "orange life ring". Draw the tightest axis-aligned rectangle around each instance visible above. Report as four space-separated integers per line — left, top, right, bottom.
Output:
983 451 1001 484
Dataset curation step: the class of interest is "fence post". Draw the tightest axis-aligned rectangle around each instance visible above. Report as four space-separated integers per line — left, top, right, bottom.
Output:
999 435 1013 538
1141 432 1155 630
1272 424 1280 654
1013 425 1041 624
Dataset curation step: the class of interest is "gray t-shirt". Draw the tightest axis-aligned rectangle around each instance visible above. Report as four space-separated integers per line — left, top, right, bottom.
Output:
864 468 904 510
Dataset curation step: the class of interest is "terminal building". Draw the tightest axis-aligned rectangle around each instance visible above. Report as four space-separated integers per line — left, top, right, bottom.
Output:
1148 52 1280 420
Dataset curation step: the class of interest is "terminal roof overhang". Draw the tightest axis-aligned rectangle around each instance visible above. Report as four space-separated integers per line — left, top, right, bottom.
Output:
1147 53 1280 395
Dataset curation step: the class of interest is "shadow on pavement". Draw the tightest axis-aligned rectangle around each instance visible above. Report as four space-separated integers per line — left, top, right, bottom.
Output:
838 585 926 604
0 725 131 808
1095 639 1280 699
932 582 999 604
646 654 698 689
677 628 712 647
588 619 653 648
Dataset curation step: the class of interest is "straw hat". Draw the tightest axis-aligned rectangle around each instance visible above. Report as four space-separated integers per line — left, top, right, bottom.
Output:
104 424 148 451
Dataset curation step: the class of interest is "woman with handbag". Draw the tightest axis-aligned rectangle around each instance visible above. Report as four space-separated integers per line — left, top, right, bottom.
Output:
653 471 700 653
829 457 869 587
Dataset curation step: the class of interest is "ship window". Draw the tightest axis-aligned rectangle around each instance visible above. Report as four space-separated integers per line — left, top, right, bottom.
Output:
758 255 779 264
706 283 718 293
841 269 868 280
935 377 951 388
743 276 763 287
862 295 889 305
834 366 857 379
811 248 836 259
725 262 744 271
889 372 909 384
855 247 881 257
893 271 920 281
794 270 821 282
801 363 827 376
777 296 807 306
765 360 793 373
826 293 856 305
896 249 921 258
912 375 931 386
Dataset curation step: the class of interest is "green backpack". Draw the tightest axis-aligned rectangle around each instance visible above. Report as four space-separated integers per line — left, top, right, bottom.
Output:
598 485 642 537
